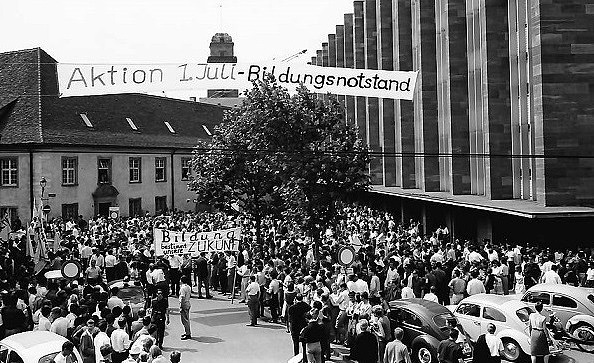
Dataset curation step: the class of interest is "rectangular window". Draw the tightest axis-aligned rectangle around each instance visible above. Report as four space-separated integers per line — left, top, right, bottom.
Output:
181 157 191 180
61 203 79 220
98 158 112 184
0 158 18 187
155 196 167 215
61 157 78 185
129 198 142 217
129 157 142 183
155 157 166 182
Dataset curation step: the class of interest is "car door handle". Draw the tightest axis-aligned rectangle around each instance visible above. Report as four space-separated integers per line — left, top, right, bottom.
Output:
473 321 480 326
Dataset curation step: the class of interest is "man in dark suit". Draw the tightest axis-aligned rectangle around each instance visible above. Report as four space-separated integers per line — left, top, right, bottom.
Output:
288 294 311 362
348 319 378 363
194 252 211 298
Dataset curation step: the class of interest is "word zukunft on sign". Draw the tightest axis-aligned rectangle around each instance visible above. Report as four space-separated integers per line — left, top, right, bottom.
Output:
57 62 418 100
154 227 241 256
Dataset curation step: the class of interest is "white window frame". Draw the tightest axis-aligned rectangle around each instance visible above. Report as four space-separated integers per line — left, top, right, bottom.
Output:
0 158 18 187
129 157 142 183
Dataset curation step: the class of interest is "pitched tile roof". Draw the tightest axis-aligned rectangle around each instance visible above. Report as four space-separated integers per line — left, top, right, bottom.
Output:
0 48 226 149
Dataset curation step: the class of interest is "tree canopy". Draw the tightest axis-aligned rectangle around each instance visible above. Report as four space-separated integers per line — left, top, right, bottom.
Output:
188 76 369 253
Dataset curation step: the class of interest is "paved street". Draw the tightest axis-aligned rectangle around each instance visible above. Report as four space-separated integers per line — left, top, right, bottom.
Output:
162 290 594 363
162 290 293 363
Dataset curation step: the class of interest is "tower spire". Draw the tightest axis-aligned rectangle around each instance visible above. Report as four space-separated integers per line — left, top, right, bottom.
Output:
219 0 223 31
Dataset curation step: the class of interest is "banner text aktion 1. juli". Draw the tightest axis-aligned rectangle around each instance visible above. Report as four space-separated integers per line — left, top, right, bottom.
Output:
57 62 418 100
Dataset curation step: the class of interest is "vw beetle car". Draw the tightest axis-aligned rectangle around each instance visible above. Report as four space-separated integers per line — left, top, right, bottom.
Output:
108 279 144 317
521 283 594 343
0 331 83 363
451 294 562 362
388 298 472 363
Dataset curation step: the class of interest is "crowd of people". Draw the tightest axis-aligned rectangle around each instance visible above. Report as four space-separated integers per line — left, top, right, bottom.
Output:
1 203 593 363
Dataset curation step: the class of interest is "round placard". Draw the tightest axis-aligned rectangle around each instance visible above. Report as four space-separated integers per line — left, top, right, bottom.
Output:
337 246 356 267
110 211 119 219
61 260 81 279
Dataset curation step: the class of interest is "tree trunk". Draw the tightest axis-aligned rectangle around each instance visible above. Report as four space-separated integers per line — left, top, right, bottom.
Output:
255 213 263 249
312 227 320 262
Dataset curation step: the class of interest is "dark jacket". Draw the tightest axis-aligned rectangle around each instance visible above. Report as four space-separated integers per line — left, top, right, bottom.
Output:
299 321 323 343
472 334 491 363
349 331 378 363
288 301 311 336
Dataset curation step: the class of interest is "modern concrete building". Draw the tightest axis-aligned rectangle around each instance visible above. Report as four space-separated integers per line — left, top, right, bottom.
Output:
0 48 225 223
311 0 594 245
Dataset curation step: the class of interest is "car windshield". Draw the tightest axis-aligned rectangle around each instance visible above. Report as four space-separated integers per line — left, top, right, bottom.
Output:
433 313 451 328
39 352 58 363
516 307 534 324
117 286 144 303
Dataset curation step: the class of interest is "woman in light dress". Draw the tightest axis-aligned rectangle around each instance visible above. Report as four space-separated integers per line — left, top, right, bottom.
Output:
529 301 550 363
514 265 525 294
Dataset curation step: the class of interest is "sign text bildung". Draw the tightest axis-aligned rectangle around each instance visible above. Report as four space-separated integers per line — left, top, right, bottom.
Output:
154 227 241 256
57 62 418 100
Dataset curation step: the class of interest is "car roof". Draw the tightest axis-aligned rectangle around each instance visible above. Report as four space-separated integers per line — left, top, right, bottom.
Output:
1 331 68 358
389 298 451 316
526 284 594 299
461 294 530 310
108 280 142 288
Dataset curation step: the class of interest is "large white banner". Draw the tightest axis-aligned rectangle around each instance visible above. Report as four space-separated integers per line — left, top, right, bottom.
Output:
57 62 418 100
154 227 241 256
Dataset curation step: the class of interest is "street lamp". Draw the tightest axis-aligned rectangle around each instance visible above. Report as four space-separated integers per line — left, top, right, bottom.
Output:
40 177 47 199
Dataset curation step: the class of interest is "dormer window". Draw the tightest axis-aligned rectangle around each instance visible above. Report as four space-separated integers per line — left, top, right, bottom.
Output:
126 117 138 131
164 121 175 134
80 113 93 128
202 125 212 136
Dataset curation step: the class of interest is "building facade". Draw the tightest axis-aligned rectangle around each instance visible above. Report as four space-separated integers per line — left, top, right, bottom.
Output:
0 48 225 223
310 0 594 245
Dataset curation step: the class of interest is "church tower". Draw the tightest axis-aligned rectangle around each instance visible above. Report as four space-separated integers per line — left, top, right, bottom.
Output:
207 33 238 98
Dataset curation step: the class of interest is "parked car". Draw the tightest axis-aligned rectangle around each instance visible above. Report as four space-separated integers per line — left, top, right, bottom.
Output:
521 283 594 343
450 294 563 362
0 331 83 363
108 279 144 317
388 298 472 363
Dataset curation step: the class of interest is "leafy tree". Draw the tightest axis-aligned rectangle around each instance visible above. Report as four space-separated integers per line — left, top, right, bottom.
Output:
279 87 369 258
189 77 369 255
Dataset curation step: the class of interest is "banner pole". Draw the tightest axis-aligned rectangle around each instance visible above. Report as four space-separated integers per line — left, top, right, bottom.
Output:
231 266 237 305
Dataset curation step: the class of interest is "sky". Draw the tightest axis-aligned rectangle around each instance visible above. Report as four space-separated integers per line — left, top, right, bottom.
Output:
1 0 356 64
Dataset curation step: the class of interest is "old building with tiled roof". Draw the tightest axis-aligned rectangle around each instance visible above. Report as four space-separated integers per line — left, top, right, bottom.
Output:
0 48 226 222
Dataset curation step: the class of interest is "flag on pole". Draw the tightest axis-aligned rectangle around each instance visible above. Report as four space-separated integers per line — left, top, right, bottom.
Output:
53 227 61 252
25 225 34 258
0 212 10 243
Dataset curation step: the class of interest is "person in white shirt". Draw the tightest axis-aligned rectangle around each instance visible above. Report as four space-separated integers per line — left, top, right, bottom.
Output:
245 275 260 326
53 341 76 363
94 321 111 363
105 250 117 282
466 270 486 296
349 274 369 294
542 264 562 284
50 307 69 337
484 323 504 359
423 286 439 303
237 262 251 303
226 251 237 298
36 306 52 331
179 275 192 339
111 318 131 363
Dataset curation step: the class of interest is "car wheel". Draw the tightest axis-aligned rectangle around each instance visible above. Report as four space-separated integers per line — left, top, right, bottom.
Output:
413 342 435 363
571 323 594 353
500 338 522 362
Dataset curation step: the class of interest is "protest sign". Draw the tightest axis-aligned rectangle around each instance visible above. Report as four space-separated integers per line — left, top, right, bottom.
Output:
57 62 418 100
153 227 241 256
